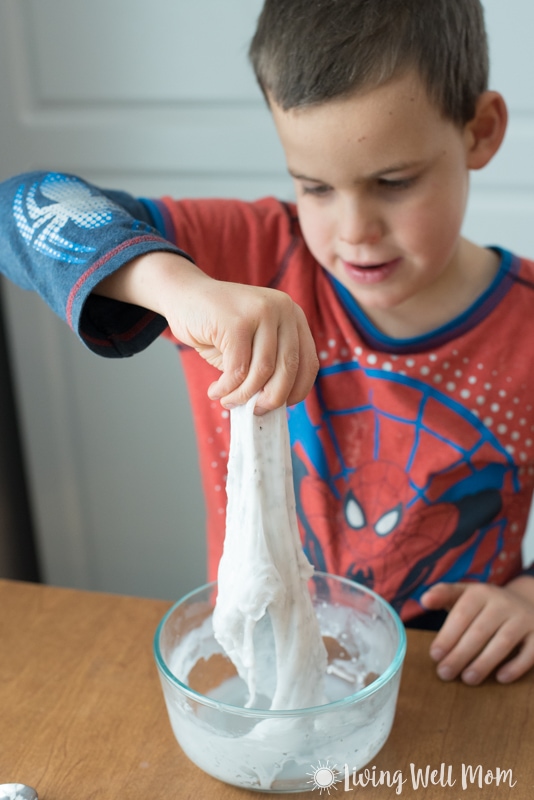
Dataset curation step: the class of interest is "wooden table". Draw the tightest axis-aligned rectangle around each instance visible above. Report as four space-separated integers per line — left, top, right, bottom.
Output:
1 579 533 799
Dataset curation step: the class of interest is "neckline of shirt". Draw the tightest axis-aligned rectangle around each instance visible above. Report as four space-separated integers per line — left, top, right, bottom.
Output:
328 247 517 354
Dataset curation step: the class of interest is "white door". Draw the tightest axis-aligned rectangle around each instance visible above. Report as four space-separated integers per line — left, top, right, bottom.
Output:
0 0 532 599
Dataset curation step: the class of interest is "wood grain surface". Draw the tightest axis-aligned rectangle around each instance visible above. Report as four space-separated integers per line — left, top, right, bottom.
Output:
1 579 532 799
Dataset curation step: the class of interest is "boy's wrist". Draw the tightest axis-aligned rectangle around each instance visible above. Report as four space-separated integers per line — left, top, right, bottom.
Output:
93 250 208 320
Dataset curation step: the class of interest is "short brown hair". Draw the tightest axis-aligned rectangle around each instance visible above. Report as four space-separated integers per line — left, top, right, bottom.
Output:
249 0 489 125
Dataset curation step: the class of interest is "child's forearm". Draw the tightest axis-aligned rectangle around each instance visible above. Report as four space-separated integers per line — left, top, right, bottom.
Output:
93 250 208 319
93 250 223 355
95 250 319 411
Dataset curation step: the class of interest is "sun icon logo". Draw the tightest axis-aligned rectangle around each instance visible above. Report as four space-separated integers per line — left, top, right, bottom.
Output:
307 760 342 793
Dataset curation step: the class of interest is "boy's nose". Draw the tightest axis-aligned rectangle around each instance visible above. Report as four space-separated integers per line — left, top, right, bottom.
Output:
338 197 383 246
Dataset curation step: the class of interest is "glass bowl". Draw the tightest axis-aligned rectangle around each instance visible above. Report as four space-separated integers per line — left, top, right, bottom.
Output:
154 571 406 793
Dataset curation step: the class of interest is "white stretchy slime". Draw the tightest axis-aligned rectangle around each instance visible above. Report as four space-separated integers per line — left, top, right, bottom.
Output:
212 395 327 710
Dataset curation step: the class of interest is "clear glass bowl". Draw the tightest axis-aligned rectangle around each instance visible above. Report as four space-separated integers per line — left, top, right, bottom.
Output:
154 572 406 793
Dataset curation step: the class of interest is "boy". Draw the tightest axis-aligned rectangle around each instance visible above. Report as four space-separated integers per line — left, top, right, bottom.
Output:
1 0 533 686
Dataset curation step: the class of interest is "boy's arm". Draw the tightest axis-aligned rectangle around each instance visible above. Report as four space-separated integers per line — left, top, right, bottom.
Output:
0 171 318 410
95 251 319 411
0 171 191 357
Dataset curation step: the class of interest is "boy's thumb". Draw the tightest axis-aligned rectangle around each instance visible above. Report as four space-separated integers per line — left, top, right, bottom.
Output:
420 582 464 611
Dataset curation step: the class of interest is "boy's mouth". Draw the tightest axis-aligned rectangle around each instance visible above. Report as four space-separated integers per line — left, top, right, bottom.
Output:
341 257 401 285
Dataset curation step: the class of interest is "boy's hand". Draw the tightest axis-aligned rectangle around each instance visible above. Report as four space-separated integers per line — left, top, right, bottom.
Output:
165 274 318 413
95 252 319 412
420 577 534 685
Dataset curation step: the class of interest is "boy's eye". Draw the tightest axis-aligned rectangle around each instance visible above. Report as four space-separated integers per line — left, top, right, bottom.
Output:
301 183 332 197
377 176 415 191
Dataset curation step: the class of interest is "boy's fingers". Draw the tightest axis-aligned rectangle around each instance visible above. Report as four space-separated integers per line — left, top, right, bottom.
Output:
427 584 485 663
427 582 534 684
206 331 254 401
433 611 505 683
218 318 280 410
456 621 528 685
286 307 319 405
253 314 300 411
420 582 466 611
257 306 318 410
200 288 316 411
497 633 534 683
215 302 316 412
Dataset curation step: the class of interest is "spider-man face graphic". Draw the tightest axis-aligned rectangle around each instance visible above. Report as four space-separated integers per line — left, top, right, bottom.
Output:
342 460 407 542
288 361 520 620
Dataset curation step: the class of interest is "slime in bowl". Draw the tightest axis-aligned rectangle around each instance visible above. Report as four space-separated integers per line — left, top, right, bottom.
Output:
154 571 406 793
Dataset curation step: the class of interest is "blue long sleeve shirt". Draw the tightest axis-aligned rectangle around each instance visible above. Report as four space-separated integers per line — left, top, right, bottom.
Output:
0 171 191 356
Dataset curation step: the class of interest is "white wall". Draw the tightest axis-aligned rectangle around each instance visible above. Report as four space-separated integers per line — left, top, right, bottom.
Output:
464 0 534 566
0 0 533 599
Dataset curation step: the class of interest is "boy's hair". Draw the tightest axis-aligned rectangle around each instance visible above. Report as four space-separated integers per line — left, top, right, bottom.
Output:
249 0 489 126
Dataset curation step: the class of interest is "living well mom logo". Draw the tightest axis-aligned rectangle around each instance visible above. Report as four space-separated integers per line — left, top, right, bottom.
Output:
307 761 518 794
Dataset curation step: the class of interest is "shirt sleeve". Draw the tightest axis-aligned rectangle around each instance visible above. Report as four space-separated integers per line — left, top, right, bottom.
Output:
0 171 194 357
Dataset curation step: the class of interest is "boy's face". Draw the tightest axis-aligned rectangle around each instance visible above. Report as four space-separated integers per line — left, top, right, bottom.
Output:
270 71 476 330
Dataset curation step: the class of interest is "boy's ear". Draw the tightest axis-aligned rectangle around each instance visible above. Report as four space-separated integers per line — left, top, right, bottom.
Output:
465 91 508 170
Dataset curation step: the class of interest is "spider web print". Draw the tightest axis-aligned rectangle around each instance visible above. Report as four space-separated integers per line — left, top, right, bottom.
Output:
316 361 519 507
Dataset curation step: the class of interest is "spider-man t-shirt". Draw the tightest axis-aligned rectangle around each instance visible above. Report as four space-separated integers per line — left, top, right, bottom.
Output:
148 196 534 622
